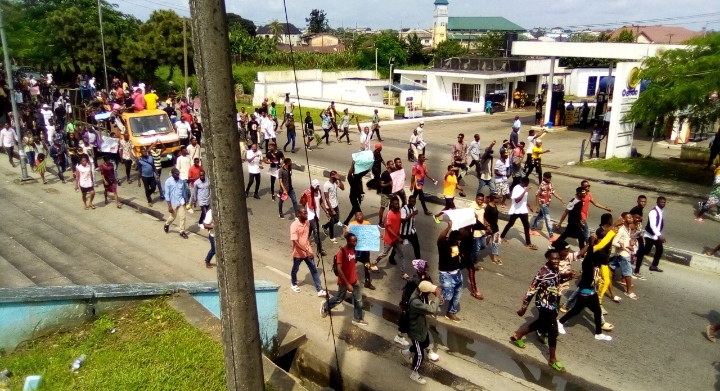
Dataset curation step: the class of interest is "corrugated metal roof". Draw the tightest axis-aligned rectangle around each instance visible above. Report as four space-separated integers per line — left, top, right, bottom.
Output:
447 17 524 32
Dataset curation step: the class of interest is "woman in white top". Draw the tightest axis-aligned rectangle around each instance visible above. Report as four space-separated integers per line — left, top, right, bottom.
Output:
356 118 371 152
75 156 96 209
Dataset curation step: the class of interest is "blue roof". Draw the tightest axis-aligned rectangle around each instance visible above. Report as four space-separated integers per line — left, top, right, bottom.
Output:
434 0 449 5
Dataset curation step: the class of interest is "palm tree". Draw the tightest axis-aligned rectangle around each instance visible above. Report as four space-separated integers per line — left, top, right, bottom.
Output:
268 20 284 42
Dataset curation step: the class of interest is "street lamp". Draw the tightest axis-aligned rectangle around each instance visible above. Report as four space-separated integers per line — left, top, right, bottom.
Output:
97 0 109 94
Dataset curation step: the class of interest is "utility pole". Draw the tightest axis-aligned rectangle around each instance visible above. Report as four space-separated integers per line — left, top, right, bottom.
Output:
0 7 28 179
97 0 109 94
188 1 264 390
183 18 189 97
375 47 378 77
666 33 675 44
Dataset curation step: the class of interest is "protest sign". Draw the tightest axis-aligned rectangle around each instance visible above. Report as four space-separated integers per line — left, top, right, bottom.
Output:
348 224 381 252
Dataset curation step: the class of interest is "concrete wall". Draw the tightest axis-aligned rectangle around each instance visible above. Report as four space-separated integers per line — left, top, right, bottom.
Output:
253 70 380 106
291 96 394 119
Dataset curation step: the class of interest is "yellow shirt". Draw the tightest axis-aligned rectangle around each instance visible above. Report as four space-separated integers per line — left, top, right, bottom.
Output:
531 146 543 160
443 174 457 198
144 93 159 110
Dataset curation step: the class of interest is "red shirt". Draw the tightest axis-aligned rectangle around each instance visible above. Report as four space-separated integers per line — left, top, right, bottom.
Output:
412 163 427 190
181 112 194 124
133 93 146 111
290 219 312 258
384 210 401 245
99 163 116 183
581 192 593 221
188 165 202 186
336 247 357 285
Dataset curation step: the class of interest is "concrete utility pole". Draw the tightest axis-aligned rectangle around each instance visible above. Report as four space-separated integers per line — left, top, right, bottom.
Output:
97 0 109 95
0 7 28 179
183 18 188 95
543 56 555 126
188 1 264 390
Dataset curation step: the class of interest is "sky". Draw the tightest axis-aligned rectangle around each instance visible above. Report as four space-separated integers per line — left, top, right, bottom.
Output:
115 0 720 32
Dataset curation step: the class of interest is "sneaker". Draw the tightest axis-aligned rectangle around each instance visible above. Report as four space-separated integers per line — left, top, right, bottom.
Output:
632 273 646 280
426 350 440 362
445 313 461 323
536 330 547 344
595 334 613 341
279 213 285 219
434 216 441 224
352 319 368 327
291 285 301 293
394 335 410 347
400 348 412 363
163 224 169 234
317 289 327 297
320 301 327 318
330 238 338 244
557 321 566 335
335 222 344 227
410 371 427 385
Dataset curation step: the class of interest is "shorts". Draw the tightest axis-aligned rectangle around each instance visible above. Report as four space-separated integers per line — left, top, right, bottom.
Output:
80 186 94 194
305 129 314 138
380 193 391 207
495 180 509 196
609 255 632 277
444 197 455 210
104 182 117 192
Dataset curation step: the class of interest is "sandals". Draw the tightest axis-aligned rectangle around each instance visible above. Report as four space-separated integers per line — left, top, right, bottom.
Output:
492 259 503 266
624 292 638 300
471 291 484 300
459 191 467 197
526 244 538 251
90 205 97 210
707 325 716 342
370 265 380 272
611 295 622 303
400 273 410 280
509 336 525 348
549 361 566 372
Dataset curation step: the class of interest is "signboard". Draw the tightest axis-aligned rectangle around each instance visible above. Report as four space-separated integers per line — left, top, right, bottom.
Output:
348 225 381 251
606 62 641 159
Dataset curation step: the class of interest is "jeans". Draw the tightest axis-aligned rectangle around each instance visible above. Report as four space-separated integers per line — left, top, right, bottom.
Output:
198 204 209 225
141 176 157 203
476 179 495 196
590 142 601 158
283 132 296 151
339 127 350 143
639 237 664 270
263 137 276 151
279 189 298 216
500 213 531 245
490 232 500 255
321 128 330 144
531 204 553 236
322 206 340 239
412 188 429 213
206 235 216 263
375 241 405 274
325 281 363 320
440 271 462 314
470 235 487 265
582 221 590 243
122 159 133 180
54 161 66 181
291 257 323 291
246 173 260 195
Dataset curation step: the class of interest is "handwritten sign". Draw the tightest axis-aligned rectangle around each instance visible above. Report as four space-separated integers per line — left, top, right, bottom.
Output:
352 150 374 173
390 168 406 193
100 136 119 153
348 225 381 252
439 208 476 231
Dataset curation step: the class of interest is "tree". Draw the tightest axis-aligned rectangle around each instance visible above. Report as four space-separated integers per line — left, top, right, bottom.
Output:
475 32 506 57
406 33 428 65
627 33 720 134
268 20 283 41
356 31 407 74
614 29 635 43
433 39 468 59
227 13 256 37
306 9 329 34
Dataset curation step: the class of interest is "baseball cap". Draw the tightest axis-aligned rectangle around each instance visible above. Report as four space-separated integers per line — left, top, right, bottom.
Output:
375 143 382 150
419 121 425 125
311 179 320 187
418 281 437 293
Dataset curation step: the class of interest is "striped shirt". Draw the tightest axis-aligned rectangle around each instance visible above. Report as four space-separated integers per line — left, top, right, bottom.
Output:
149 149 163 170
400 205 416 236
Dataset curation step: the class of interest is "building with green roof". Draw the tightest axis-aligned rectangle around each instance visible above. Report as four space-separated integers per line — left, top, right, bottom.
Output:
431 1 525 48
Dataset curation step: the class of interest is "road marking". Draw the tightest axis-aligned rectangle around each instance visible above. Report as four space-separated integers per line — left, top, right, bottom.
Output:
266 265 291 279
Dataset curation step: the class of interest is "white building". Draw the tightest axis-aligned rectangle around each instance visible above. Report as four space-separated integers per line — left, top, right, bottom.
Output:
394 58 562 113
564 67 617 98
256 23 302 46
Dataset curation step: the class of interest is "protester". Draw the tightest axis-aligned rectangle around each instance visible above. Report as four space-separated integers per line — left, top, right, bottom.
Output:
265 142 284 201
437 220 464 322
696 166 720 221
187 137 201 162
118 132 134 184
375 197 406 279
201 208 217 268
475 141 496 196
245 143 263 199
494 151 510 209
283 113 296 153
289 207 326 296
499 177 537 250
342 161 367 226
468 194 487 299
339 109 351 144
164 168 189 239
321 232 368 326
346 210 375 290
638 197 666 273
371 109 382 141
411 154 436 216
400 280 441 385
49 139 67 183
304 111 314 151
278 158 298 219
531 172 563 239
555 187 588 248
1 123 18 167
392 157 407 205
100 156 121 208
378 160 395 227
75 156 95 210
193 169 211 224
400 195 422 260
321 171 345 244
149 141 165 199
451 134 468 190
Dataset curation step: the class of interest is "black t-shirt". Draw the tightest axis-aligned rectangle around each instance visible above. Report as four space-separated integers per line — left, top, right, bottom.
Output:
305 116 314 130
266 150 284 169
348 171 364 197
438 239 463 272
629 205 643 220
380 171 392 195
163 105 177 118
485 205 499 233
595 226 612 265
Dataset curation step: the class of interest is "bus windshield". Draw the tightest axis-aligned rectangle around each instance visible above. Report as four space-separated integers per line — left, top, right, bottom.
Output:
128 114 174 136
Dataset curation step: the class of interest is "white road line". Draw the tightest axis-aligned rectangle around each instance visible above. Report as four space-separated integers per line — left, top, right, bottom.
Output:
266 265 291 279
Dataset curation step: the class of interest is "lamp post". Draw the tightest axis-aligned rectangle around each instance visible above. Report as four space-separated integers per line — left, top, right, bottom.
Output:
97 0 109 94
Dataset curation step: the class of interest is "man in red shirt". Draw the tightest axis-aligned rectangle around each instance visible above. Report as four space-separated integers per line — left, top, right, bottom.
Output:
188 158 202 188
289 207 326 295
320 232 367 326
556 180 612 242
132 88 146 111
411 154 437 216
373 197 407 279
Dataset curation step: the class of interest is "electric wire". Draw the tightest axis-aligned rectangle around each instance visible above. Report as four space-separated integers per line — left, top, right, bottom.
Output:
281 0 344 388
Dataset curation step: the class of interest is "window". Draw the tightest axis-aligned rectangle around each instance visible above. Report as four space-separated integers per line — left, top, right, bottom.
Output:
452 83 479 102
474 84 482 103
452 83 460 101
440 22 446 27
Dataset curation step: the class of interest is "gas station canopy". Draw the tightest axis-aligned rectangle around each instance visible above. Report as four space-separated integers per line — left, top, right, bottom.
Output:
511 41 688 60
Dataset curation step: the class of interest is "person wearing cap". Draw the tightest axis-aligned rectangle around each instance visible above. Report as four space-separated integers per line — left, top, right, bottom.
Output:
525 139 550 180
283 113 296 153
301 179 328 252
321 232 367 326
371 109 383 141
510 249 577 372
338 108 351 145
400 279 441 385
164 167 189 239
531 172 563 239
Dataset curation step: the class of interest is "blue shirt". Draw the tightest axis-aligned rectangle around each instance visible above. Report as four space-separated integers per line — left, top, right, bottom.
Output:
164 177 186 208
321 113 331 129
194 178 210 206
137 155 155 178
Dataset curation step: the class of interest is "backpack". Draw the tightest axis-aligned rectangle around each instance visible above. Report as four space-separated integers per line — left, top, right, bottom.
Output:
332 247 346 276
397 279 420 333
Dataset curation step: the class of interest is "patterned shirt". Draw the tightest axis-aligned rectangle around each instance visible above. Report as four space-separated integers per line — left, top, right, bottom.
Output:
119 139 134 161
536 181 555 205
521 266 571 311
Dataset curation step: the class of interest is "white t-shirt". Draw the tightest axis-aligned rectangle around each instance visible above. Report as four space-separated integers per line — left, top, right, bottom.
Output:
261 116 276 139
527 136 537 151
203 209 214 237
176 155 191 180
323 181 338 208
604 111 611 122
187 144 200 162
513 119 521 129
245 150 262 174
0 128 16 147
307 191 322 221
494 158 508 180
175 121 191 139
508 185 529 214
46 73 53 84
41 109 53 126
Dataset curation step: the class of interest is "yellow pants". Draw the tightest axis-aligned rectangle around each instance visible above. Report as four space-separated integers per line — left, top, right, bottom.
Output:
597 265 611 304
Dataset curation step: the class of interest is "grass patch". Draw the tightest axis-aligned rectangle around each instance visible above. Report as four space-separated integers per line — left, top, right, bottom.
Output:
581 157 713 185
0 298 228 391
